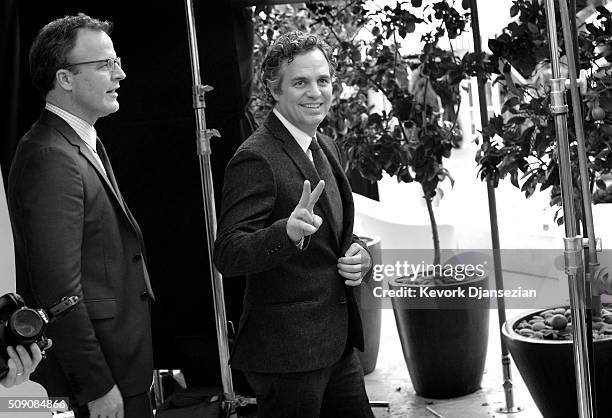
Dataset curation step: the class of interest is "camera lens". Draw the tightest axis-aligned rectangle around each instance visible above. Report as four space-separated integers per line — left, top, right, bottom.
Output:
10 309 44 338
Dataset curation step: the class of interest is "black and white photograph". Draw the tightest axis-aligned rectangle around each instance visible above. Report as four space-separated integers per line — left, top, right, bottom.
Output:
1 1 612 417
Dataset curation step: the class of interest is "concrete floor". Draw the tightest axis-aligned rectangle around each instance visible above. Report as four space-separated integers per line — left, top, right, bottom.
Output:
364 309 543 418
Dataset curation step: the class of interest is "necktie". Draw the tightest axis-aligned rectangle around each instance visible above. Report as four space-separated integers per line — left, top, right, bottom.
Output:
83 141 107 177
95 140 121 198
309 138 343 237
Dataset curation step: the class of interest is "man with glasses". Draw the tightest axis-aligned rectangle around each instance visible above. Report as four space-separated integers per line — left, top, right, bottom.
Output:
8 13 154 418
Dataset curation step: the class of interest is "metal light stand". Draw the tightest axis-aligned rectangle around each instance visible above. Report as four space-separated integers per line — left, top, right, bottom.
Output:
543 1 598 416
469 0 522 413
183 0 256 416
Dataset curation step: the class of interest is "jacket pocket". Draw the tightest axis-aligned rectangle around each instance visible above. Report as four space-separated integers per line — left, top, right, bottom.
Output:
84 299 117 319
260 299 317 310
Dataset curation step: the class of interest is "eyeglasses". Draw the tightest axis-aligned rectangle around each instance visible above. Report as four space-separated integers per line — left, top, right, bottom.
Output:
64 57 122 72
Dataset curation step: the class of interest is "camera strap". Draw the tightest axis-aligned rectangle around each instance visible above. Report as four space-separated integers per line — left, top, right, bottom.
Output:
47 296 80 320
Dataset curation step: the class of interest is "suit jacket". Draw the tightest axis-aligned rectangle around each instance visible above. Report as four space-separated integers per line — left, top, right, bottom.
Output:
7 110 154 406
213 112 368 374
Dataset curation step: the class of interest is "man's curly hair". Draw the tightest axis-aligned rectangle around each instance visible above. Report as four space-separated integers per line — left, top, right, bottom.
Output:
261 31 336 103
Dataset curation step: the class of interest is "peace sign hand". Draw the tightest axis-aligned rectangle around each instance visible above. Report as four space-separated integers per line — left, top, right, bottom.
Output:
286 180 325 244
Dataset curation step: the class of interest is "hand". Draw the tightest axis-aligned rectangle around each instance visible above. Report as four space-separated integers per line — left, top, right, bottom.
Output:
0 342 44 388
338 243 372 286
87 384 124 418
286 180 325 244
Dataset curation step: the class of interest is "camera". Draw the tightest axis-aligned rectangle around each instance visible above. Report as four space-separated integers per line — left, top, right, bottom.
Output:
0 293 79 379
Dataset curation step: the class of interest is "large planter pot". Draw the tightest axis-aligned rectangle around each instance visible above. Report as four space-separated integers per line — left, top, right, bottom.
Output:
355 236 382 375
389 273 490 398
503 308 612 418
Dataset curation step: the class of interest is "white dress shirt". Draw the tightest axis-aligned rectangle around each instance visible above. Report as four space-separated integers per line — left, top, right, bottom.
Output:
273 108 315 162
45 102 107 176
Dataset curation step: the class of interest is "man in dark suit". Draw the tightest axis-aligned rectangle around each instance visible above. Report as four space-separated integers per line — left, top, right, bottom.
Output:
8 14 154 418
214 31 375 418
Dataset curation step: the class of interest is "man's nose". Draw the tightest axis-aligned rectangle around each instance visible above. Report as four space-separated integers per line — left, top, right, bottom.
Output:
113 65 126 80
307 83 321 97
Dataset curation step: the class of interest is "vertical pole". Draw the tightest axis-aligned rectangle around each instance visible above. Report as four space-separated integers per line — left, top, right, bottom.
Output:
557 0 600 415
183 1 237 416
544 1 595 417
469 0 521 413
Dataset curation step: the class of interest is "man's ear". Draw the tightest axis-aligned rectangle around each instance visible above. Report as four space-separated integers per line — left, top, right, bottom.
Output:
267 80 279 101
55 69 74 92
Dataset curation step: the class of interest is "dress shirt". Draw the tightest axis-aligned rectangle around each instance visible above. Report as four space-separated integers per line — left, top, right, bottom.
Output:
45 102 107 176
273 108 315 162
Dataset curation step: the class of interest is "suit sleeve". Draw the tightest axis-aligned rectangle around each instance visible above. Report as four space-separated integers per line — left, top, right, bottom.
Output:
13 147 114 404
352 235 374 284
213 148 303 277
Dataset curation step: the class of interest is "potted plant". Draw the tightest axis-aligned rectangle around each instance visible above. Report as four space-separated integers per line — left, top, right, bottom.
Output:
324 1 493 399
477 0 612 415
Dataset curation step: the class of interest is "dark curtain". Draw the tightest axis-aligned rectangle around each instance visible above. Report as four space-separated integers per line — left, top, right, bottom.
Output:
0 0 23 181
1 1 253 391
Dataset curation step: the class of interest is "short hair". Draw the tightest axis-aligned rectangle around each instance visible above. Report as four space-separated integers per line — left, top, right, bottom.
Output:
261 31 336 103
29 13 112 97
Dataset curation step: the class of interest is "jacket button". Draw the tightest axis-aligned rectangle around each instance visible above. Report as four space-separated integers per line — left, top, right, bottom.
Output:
133 253 142 262
339 296 347 304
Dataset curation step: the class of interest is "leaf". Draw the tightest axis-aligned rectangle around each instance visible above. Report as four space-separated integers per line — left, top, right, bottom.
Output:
596 5 611 17
597 179 607 190
411 0 423 7
462 0 469 10
510 4 519 18
510 170 519 188
502 96 520 113
527 22 538 34
508 116 526 125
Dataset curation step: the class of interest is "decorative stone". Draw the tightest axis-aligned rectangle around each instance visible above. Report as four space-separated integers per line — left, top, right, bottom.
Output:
514 306 612 341
550 314 568 330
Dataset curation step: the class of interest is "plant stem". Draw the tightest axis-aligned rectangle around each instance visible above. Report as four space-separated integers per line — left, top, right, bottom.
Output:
424 193 441 266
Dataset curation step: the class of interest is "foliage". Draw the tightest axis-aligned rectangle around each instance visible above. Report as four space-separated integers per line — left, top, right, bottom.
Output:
251 1 484 265
477 0 612 225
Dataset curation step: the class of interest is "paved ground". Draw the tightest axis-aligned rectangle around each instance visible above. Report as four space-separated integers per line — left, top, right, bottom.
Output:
364 309 543 418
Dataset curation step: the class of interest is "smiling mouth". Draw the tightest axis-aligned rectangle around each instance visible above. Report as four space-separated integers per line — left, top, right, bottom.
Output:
106 88 119 94
301 103 322 109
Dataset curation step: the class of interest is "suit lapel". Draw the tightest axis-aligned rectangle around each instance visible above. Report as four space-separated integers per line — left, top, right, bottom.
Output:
264 113 338 241
41 110 131 228
40 110 155 300
318 138 355 251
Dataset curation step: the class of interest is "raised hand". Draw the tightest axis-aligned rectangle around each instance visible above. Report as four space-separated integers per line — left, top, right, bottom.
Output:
286 180 325 244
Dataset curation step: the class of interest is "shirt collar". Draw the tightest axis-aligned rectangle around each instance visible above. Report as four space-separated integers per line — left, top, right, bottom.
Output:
273 108 315 154
45 102 97 150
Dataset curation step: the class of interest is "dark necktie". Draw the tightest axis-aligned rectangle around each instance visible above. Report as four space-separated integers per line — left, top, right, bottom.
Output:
309 137 343 236
95 140 122 198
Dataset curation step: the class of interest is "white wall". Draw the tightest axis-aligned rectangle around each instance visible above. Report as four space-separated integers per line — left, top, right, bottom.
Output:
0 165 15 293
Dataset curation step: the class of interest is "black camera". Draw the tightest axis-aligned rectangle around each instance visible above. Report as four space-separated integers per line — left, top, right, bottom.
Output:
0 293 79 379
